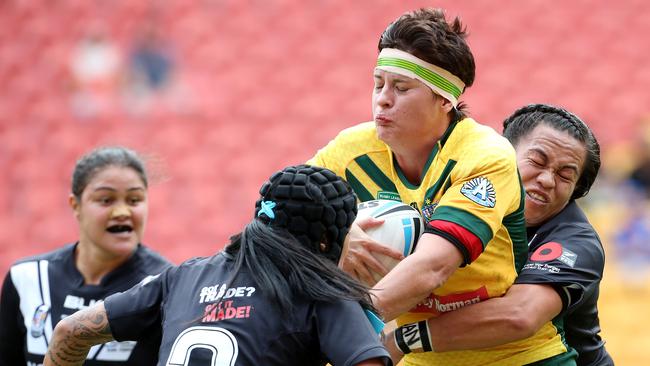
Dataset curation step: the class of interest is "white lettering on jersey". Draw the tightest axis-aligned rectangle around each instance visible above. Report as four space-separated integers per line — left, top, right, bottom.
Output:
93 341 137 361
199 285 256 303
63 294 100 310
434 295 481 312
167 326 238 366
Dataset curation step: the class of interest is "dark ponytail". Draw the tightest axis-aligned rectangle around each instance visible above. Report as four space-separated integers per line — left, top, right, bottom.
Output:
225 220 375 314
220 164 376 314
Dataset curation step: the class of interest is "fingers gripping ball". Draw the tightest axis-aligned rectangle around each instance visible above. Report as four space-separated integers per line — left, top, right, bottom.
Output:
255 165 358 263
356 200 424 281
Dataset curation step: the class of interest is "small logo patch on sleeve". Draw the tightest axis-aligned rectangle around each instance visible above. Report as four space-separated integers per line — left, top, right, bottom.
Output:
559 247 578 267
460 176 496 208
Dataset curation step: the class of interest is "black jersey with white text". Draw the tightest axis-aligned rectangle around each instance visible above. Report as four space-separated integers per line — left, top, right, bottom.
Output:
0 243 171 366
103 252 391 366
515 201 613 366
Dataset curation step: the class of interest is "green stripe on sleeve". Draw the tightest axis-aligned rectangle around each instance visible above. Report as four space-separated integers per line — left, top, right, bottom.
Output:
503 176 528 273
430 206 493 247
442 178 453 195
424 160 456 200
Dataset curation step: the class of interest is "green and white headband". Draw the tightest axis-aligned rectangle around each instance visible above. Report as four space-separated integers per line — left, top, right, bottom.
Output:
376 48 465 107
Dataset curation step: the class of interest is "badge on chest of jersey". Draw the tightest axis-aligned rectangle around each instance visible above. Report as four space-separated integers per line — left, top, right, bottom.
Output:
30 303 50 338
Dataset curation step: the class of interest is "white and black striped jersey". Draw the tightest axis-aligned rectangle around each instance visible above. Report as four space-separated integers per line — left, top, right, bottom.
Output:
0 243 171 366
103 252 391 366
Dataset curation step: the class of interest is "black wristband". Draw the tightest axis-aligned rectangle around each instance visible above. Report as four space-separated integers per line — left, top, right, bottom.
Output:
418 320 433 352
394 320 433 354
394 324 413 354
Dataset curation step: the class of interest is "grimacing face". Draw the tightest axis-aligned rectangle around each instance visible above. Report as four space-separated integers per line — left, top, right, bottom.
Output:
515 124 587 227
372 69 450 154
70 165 148 261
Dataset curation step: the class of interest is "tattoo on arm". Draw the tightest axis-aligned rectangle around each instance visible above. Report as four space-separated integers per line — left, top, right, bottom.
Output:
44 303 115 366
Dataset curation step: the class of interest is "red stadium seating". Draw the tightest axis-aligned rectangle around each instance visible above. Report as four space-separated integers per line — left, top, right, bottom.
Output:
1 0 649 267
2 2 650 364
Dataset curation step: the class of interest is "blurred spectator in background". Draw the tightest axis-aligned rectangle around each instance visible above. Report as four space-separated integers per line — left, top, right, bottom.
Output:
129 23 174 91
612 119 650 288
626 118 650 197
69 23 123 119
0 146 171 365
614 199 650 288
627 157 650 197
122 22 177 116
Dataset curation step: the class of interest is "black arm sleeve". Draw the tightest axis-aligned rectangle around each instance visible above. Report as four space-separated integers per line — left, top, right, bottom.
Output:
104 269 169 342
515 225 604 313
0 272 27 366
317 300 392 366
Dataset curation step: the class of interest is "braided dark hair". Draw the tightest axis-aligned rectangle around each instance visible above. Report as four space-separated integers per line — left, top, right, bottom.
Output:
254 164 358 262
223 165 376 314
503 104 600 200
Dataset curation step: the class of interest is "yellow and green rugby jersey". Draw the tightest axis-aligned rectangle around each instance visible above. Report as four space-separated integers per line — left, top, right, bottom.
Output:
309 118 569 365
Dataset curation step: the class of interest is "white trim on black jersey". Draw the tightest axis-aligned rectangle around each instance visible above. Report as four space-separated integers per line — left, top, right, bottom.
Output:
11 260 53 356
3 243 171 365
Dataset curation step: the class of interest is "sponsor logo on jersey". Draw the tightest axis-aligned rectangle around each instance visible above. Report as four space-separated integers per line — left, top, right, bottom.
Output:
199 284 256 303
377 191 401 201
460 176 496 208
202 300 252 323
94 341 136 360
63 295 100 310
199 284 257 323
522 262 561 273
30 304 50 338
558 247 578 267
410 286 489 315
420 198 438 223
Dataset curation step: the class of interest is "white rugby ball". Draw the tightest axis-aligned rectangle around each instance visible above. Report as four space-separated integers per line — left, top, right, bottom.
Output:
356 200 424 281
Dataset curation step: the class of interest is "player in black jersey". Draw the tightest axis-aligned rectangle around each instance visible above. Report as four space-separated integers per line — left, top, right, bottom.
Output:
386 104 613 366
43 165 391 366
0 146 172 366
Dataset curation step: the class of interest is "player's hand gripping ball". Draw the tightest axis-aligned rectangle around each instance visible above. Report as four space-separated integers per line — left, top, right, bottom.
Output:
356 200 424 281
